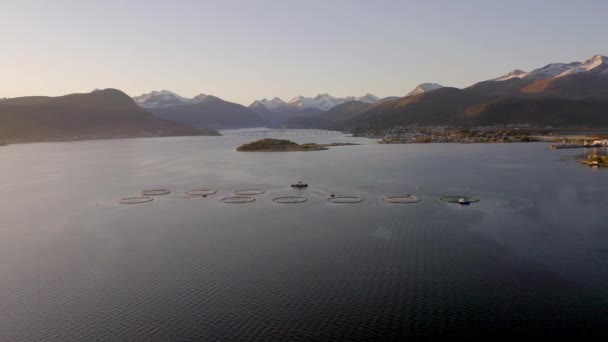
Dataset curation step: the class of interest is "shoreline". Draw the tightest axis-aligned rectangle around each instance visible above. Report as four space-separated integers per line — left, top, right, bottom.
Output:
0 133 221 147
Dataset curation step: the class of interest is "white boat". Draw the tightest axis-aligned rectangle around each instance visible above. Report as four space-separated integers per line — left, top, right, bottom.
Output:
458 197 470 205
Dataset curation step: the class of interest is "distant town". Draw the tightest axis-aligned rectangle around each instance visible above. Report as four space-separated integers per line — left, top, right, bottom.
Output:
353 125 608 145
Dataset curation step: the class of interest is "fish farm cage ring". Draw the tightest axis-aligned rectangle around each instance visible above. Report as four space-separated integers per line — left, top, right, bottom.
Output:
384 195 421 204
234 189 266 196
328 196 364 204
117 196 153 204
185 189 218 196
140 189 171 196
440 195 480 203
221 196 256 204
273 196 308 204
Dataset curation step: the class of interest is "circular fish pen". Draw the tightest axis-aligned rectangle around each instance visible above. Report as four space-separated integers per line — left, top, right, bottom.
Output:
384 195 421 204
440 195 480 203
328 196 364 204
221 196 255 204
117 196 153 205
185 189 218 196
273 196 308 204
234 189 266 196
140 189 170 196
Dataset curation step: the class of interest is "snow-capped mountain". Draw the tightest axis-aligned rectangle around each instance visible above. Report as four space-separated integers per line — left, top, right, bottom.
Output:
250 97 288 111
524 62 583 80
287 94 346 111
133 91 222 108
406 83 444 97
493 70 528 81
133 90 191 108
493 55 608 82
351 93 381 103
252 93 380 112
555 55 608 77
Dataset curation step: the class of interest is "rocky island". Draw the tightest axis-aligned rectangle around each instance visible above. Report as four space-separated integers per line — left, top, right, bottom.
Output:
236 138 356 152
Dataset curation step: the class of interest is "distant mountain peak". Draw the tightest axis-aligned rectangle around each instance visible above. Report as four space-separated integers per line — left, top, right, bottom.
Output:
250 97 287 110
492 54 608 82
555 54 608 78
493 70 528 81
191 93 209 104
133 90 191 109
406 83 444 96
525 62 582 80
357 93 380 103
250 93 379 112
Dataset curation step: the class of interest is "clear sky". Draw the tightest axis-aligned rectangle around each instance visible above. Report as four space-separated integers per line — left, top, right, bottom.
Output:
1 0 606 105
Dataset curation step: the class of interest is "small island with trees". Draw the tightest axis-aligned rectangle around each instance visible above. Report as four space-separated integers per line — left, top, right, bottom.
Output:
236 138 356 152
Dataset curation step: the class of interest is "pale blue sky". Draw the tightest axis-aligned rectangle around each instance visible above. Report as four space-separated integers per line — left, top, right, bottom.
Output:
1 0 606 105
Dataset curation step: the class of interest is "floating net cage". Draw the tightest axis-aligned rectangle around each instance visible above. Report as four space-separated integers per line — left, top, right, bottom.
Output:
328 196 364 204
273 196 308 204
384 195 421 204
117 196 154 205
234 189 266 196
140 189 171 196
221 196 256 204
440 195 480 203
185 189 218 196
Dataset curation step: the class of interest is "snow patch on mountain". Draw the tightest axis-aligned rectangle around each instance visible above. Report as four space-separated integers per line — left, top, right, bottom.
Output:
354 93 381 103
133 90 191 108
555 55 608 77
493 70 528 81
406 83 444 96
492 55 608 82
525 62 582 80
289 94 344 111
251 97 287 110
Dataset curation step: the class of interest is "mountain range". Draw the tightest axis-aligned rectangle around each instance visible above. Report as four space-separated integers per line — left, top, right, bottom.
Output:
247 93 383 126
147 95 265 130
135 91 387 128
2 54 607 144
133 90 212 108
286 54 608 130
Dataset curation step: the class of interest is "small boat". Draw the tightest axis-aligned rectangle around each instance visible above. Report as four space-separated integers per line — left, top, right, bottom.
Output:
458 197 470 205
291 181 308 188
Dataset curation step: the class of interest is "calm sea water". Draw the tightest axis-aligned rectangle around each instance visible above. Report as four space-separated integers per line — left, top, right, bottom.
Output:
1 131 607 340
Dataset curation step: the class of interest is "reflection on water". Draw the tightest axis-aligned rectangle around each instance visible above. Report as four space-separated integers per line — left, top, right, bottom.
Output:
0 132 607 339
